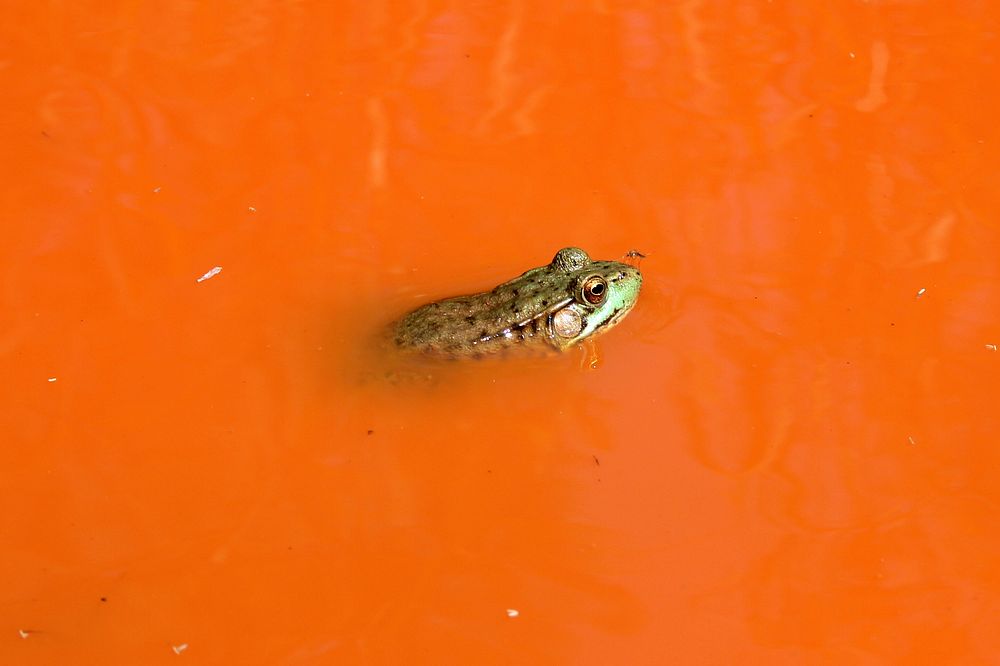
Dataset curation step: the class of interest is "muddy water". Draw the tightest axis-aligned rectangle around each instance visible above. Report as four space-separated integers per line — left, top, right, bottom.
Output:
3 2 999 664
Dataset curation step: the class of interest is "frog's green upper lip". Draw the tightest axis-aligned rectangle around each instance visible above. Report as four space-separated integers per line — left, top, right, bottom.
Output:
607 301 636 326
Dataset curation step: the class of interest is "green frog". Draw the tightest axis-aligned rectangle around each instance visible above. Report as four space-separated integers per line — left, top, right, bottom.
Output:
392 247 642 357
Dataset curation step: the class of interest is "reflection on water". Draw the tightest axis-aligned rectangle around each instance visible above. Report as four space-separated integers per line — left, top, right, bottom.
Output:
3 1 1000 663
854 40 889 113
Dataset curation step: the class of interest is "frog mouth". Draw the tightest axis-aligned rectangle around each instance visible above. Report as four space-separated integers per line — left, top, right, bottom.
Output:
605 302 635 327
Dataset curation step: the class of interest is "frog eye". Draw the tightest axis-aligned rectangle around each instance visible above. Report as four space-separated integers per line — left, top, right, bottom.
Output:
581 276 608 305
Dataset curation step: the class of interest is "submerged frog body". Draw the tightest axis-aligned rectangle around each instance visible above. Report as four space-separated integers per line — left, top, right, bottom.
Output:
393 247 642 357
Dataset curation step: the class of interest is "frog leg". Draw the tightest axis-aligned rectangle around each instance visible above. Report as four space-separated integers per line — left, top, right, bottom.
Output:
577 337 603 371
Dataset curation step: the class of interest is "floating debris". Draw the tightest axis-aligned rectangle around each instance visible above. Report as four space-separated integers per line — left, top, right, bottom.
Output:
18 630 30 639
248 206 257 213
916 288 926 298
908 436 917 446
506 609 519 618
153 186 161 193
196 266 223 283
986 344 997 351
172 643 188 655
47 377 57 383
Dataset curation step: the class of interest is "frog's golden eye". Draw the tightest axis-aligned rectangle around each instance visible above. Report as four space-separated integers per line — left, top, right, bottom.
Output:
581 276 608 305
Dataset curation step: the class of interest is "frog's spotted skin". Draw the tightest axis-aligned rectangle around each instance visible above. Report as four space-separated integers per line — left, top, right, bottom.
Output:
392 247 642 357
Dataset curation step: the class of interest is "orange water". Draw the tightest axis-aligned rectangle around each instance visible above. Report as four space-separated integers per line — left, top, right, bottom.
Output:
3 2 999 664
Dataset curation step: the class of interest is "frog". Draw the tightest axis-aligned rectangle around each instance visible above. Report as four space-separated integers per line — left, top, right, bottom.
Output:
392 247 642 357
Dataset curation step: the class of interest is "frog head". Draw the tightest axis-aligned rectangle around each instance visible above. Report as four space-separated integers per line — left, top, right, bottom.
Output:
546 247 643 350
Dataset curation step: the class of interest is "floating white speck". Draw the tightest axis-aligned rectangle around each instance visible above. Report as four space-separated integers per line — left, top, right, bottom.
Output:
153 186 161 193
506 609 519 618
18 629 29 639
172 643 188 655
248 206 256 213
196 266 222 283
908 436 916 445
916 288 926 298
987 344 998 351
47 377 57 382
849 52 856 58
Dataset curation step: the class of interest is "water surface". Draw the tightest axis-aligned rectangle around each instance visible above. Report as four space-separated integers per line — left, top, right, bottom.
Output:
2 2 999 664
